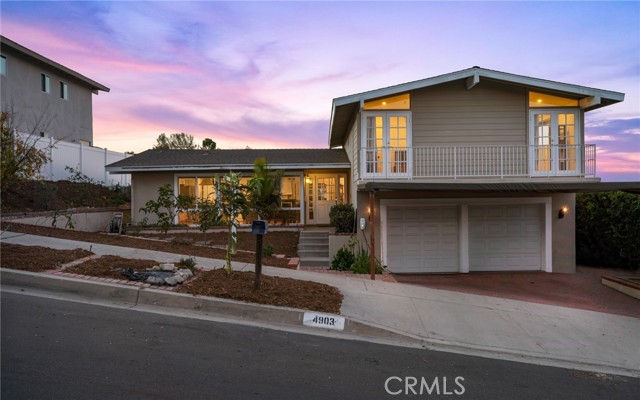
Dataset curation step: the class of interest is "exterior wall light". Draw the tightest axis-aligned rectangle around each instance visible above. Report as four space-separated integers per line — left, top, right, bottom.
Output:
558 206 569 219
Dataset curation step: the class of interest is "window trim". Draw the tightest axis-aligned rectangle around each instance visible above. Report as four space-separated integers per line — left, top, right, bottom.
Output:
360 111 412 179
41 74 51 93
528 108 582 176
0 55 7 77
60 81 68 100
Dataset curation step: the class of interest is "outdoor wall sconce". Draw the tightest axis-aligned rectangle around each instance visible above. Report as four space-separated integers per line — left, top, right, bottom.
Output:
359 217 366 230
558 206 569 219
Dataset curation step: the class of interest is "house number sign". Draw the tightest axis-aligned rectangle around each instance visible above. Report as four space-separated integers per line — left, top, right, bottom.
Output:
303 312 345 331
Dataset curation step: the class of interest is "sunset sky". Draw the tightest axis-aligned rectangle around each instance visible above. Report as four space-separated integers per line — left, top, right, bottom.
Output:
1 1 638 181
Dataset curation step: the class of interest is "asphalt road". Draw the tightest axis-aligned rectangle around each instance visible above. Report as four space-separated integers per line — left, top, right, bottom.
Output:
2 291 638 400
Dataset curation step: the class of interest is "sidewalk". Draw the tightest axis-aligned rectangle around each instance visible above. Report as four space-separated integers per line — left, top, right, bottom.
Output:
2 230 639 377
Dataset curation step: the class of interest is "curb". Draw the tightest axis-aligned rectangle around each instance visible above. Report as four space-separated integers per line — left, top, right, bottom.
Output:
0 268 418 346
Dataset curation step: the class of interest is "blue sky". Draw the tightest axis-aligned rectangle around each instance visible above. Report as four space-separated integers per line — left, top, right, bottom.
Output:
1 1 638 181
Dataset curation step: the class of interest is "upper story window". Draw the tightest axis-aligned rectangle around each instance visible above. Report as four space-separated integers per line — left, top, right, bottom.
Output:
0 55 6 76
529 92 578 108
60 82 68 100
41 74 51 93
364 93 411 110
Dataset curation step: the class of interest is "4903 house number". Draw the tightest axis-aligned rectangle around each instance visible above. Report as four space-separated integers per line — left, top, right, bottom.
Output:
303 312 345 331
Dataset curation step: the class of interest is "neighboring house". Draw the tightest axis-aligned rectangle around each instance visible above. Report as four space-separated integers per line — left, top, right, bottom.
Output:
107 66 636 274
0 35 110 145
106 149 350 225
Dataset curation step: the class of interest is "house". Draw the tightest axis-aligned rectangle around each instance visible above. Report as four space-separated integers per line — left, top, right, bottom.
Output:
106 148 350 225
107 67 635 274
0 35 110 145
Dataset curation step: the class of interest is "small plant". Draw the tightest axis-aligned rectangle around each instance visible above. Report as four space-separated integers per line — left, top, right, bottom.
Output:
65 165 102 185
51 209 75 230
171 237 193 246
178 256 197 273
139 184 194 238
262 243 275 257
329 203 355 233
331 247 356 271
129 217 148 237
350 250 383 275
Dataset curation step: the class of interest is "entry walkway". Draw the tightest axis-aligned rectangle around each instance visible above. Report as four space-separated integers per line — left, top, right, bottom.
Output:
2 230 639 377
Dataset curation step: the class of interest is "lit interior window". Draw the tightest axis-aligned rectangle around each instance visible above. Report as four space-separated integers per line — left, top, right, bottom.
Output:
364 93 410 110
529 92 578 108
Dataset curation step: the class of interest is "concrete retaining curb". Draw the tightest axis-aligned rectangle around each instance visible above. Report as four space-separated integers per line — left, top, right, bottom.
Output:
1 268 417 345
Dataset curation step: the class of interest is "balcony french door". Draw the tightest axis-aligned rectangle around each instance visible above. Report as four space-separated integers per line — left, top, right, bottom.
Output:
362 112 411 178
529 110 581 176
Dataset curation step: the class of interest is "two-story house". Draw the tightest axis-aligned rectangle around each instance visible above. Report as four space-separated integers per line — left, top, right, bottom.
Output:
0 35 110 145
107 67 632 274
331 67 626 274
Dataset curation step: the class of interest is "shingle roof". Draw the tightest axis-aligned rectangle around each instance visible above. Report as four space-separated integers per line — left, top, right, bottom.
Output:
106 148 350 173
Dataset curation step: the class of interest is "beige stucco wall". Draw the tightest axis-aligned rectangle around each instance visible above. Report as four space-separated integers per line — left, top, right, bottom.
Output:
357 190 577 274
131 172 173 224
551 192 576 273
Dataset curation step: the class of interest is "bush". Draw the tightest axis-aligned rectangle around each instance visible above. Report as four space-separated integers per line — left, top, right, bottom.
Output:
350 250 383 275
329 203 355 233
263 243 275 257
576 191 640 270
331 247 356 271
178 256 197 273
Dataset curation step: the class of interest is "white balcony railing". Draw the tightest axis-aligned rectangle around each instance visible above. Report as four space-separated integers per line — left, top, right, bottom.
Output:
360 144 596 179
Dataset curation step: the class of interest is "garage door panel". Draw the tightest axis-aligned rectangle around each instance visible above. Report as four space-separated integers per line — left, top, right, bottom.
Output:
469 204 542 271
387 206 459 273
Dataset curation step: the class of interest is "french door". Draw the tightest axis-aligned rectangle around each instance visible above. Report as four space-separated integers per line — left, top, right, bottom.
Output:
529 110 581 176
362 112 411 178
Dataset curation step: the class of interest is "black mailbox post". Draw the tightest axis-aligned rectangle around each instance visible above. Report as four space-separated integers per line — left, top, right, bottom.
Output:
251 220 268 289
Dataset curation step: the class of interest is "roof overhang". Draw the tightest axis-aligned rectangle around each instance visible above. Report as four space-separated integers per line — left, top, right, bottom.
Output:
106 162 351 174
358 181 640 194
1 35 110 93
329 67 625 148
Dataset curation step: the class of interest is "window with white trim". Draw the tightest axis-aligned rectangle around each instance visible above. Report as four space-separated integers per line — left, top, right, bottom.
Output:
361 111 411 178
41 74 50 93
60 81 68 100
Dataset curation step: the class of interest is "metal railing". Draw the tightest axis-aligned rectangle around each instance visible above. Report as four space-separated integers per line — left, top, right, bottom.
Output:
360 144 596 179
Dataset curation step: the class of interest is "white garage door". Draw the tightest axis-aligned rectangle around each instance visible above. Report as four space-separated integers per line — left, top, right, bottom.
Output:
387 206 459 273
469 205 542 271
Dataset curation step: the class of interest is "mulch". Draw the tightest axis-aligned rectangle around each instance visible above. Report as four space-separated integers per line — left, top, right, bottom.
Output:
0 243 94 272
0 222 293 268
64 255 159 280
176 269 343 314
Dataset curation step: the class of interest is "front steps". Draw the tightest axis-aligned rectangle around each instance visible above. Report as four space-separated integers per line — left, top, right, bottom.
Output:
297 230 330 267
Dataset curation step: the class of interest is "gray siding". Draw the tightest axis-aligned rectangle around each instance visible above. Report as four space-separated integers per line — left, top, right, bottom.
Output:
1 48 94 144
410 80 527 146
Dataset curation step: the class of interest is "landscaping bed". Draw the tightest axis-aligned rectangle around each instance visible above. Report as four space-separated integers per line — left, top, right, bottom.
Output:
1 222 294 268
1 243 342 313
0 243 94 272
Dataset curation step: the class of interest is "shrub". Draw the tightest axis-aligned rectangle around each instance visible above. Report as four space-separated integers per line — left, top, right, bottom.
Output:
350 250 383 275
331 247 356 271
329 203 355 233
178 256 197 273
262 243 275 257
576 191 640 270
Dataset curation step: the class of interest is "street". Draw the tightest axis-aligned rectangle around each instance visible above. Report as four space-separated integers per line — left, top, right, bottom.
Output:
2 291 637 399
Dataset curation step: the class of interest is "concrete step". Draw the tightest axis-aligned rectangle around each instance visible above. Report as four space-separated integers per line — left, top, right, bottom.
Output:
299 237 329 244
298 249 330 258
299 257 330 268
299 231 331 238
297 243 329 251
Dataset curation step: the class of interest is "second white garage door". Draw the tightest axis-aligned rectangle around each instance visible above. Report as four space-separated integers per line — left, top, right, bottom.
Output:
386 206 459 273
468 204 542 271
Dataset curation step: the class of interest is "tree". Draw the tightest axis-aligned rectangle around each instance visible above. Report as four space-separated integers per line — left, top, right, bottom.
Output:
217 172 250 273
248 158 283 221
202 138 216 150
0 108 53 193
139 184 194 238
153 132 198 149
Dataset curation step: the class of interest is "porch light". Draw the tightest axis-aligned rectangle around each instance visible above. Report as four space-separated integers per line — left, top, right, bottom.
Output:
558 206 569 219
304 175 312 184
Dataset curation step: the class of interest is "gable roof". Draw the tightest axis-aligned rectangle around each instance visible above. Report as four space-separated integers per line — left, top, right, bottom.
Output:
329 66 625 147
0 35 110 94
106 148 350 173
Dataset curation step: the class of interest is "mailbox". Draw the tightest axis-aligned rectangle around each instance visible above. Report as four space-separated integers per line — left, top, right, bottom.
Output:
251 220 268 235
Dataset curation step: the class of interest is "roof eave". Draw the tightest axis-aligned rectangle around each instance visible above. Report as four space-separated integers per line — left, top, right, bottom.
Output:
106 162 351 174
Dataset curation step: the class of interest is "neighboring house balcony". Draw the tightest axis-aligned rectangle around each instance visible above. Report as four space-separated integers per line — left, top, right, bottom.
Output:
358 144 596 180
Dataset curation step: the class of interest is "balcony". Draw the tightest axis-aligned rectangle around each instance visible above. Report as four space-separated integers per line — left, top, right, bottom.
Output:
359 144 596 180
